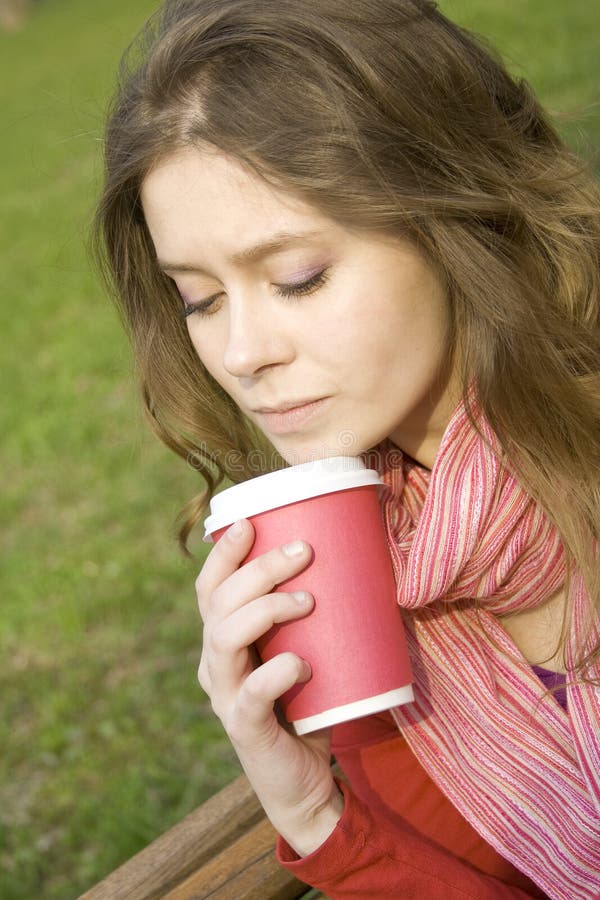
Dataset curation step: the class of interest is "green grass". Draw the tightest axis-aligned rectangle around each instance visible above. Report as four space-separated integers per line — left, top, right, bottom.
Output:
0 1 598 897
0 2 240 898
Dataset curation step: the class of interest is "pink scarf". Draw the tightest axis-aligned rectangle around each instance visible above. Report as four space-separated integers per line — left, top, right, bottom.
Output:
371 399 600 900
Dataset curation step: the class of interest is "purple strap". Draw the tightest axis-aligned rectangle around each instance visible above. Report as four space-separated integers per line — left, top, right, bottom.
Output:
532 665 567 711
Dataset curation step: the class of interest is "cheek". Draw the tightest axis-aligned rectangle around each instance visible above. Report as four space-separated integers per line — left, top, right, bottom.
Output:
348 300 447 380
186 326 225 382
187 326 205 362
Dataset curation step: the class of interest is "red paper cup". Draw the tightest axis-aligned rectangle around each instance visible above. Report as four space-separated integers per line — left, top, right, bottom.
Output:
204 457 413 735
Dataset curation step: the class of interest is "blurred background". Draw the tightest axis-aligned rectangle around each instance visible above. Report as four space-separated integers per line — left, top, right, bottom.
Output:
1 0 598 897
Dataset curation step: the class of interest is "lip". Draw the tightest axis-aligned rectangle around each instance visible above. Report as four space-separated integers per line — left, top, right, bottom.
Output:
254 397 325 413
253 397 330 434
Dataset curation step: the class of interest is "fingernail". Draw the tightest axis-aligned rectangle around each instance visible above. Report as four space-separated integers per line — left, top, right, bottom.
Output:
299 658 312 681
228 520 245 540
282 540 306 557
292 590 312 605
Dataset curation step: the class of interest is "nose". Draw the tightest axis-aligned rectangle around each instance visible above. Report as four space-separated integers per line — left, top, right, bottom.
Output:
222 296 294 378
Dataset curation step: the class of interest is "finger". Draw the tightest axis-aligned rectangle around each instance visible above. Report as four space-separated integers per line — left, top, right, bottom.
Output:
198 533 313 621
198 640 261 698
228 653 311 748
197 655 210 695
196 519 255 608
209 590 314 662
204 590 313 705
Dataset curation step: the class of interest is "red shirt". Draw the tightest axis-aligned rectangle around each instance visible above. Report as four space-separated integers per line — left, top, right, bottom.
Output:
277 711 548 898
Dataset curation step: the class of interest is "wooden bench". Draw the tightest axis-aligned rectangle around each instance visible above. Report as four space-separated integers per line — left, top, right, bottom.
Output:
80 772 324 899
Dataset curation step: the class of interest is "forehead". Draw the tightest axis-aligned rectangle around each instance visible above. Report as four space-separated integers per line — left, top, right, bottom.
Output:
141 147 327 245
140 147 421 277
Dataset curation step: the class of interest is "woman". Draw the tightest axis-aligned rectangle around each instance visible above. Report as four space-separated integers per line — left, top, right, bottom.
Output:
95 1 600 896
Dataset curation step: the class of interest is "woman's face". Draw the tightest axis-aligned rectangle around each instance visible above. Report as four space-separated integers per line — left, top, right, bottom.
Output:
142 147 459 467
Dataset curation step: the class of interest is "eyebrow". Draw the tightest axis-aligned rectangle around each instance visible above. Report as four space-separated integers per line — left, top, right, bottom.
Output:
158 230 324 274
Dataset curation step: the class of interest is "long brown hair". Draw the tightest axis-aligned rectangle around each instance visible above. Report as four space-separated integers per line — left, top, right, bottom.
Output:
94 0 600 674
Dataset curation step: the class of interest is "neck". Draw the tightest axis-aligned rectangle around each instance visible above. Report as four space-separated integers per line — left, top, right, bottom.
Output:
389 368 463 470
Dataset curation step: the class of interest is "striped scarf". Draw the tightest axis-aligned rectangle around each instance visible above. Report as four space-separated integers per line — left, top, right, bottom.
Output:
373 400 600 900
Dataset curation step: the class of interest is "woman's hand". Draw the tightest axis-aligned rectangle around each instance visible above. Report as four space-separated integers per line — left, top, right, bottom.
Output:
196 517 344 856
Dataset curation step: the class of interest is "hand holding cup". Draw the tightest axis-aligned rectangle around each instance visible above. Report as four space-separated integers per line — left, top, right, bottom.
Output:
196 518 344 856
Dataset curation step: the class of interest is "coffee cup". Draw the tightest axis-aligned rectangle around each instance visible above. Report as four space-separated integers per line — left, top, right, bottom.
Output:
203 456 413 735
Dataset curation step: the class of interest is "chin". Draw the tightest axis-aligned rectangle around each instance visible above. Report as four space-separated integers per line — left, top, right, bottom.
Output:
275 438 365 467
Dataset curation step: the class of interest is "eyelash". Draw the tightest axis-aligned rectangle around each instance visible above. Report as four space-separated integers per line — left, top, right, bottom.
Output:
181 268 330 320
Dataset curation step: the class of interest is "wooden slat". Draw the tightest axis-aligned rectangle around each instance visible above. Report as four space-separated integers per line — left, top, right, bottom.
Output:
164 815 307 900
79 773 272 900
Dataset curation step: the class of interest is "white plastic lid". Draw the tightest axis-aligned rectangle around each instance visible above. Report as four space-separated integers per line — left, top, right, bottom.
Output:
203 455 382 538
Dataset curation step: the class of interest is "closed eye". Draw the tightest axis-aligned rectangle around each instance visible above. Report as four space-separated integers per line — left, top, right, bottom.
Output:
275 268 330 299
181 268 330 320
181 293 223 319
